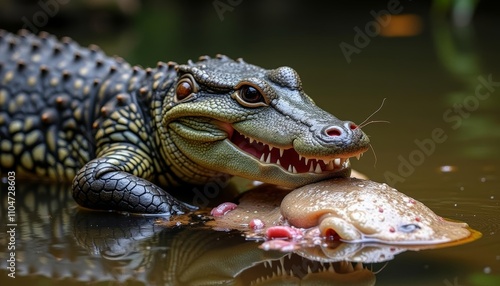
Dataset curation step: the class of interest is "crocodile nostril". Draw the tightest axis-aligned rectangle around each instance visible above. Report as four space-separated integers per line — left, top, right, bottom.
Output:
324 126 342 137
347 122 358 130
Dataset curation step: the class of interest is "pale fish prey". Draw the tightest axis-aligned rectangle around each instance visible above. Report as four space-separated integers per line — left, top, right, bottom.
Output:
213 178 480 257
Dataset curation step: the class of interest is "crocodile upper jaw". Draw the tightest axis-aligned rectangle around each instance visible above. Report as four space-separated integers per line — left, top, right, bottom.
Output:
229 129 354 175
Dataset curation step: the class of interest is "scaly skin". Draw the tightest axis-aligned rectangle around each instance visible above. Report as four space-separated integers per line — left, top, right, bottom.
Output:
0 30 370 214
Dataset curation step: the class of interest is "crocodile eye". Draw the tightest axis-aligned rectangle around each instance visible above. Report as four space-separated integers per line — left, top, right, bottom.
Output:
398 224 421 233
232 83 268 107
240 86 263 103
175 74 198 102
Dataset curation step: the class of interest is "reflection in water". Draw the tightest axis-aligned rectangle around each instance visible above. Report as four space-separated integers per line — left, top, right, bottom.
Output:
1 180 483 285
0 182 377 285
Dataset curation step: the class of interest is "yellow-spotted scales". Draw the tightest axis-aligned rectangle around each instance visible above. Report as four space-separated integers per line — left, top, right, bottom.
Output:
0 30 369 214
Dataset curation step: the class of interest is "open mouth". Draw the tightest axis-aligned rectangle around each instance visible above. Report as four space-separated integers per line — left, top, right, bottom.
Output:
230 130 355 174
324 228 343 241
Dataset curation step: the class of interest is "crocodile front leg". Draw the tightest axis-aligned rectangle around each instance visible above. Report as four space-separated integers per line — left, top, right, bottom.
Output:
72 148 195 214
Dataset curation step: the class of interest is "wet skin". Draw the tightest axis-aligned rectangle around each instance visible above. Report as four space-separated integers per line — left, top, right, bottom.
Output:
0 30 369 214
213 178 475 246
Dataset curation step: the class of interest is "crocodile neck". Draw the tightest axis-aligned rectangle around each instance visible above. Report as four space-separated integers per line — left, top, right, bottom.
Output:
147 67 227 187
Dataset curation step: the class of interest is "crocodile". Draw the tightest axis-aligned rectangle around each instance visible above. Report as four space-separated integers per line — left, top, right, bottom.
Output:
0 29 369 214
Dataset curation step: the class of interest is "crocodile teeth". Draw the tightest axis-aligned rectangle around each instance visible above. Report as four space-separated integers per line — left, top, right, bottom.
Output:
356 154 361 160
354 262 364 270
314 163 322 173
230 130 361 174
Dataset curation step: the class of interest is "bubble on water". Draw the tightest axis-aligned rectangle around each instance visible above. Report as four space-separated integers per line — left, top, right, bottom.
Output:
480 177 486 183
484 266 491 274
454 203 458 207
491 196 495 200
439 165 457 172
440 165 451 172
459 186 465 191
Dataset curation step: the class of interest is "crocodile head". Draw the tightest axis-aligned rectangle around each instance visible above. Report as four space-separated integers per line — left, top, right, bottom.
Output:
158 55 369 187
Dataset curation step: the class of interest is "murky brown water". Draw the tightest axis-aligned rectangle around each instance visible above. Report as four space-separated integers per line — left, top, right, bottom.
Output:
1 1 499 285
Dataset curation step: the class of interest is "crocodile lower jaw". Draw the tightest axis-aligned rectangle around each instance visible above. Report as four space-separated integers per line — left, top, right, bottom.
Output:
229 129 355 174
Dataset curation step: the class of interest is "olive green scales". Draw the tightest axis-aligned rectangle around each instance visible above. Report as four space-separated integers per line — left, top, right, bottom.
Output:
0 30 369 214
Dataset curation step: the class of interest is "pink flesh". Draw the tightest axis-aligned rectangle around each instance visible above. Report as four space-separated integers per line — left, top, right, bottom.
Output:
266 226 303 239
260 239 301 252
249 219 265 230
210 202 238 217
